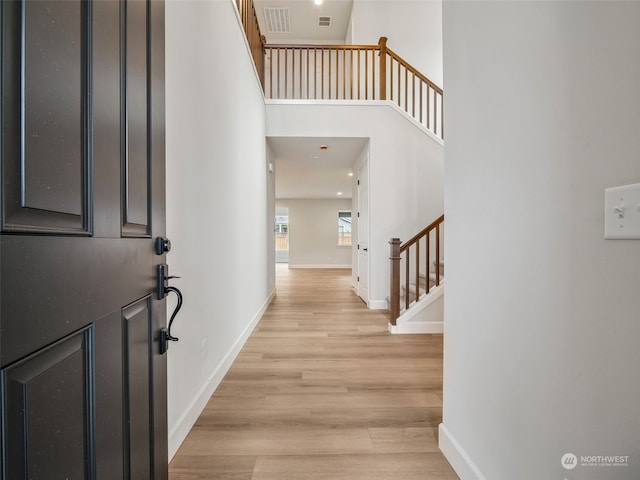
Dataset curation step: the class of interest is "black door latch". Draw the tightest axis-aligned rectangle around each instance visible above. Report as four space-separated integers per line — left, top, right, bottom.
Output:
157 263 183 354
155 236 172 255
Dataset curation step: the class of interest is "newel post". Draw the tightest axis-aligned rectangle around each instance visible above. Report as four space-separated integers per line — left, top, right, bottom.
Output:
389 238 401 325
378 37 388 101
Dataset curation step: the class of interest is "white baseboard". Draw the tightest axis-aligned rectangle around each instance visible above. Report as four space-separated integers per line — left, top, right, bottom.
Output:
368 299 388 310
168 288 276 460
439 423 487 480
388 320 443 334
288 264 352 269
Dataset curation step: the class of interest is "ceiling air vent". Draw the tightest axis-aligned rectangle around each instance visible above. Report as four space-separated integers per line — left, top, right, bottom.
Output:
318 16 332 27
264 7 291 33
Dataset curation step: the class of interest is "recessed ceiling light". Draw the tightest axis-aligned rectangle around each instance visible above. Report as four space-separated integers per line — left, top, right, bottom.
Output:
337 192 343 195
320 145 328 150
348 172 353 177
314 0 323 5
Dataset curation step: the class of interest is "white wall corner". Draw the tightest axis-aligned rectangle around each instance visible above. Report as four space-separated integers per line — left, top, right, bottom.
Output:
439 423 487 480
168 288 276 460
368 299 388 310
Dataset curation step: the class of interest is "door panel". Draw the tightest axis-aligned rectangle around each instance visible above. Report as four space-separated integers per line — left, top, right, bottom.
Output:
123 0 150 237
24 0 84 216
123 296 153 480
92 0 125 238
94 311 125 479
2 0 89 234
2 327 94 479
0 1 167 479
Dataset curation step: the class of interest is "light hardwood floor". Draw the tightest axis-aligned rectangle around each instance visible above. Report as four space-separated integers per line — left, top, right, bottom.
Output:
169 265 458 480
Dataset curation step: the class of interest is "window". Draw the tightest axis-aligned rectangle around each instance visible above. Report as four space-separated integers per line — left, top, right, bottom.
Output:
338 210 352 246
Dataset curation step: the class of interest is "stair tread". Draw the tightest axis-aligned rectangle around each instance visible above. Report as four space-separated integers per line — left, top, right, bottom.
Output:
419 272 444 278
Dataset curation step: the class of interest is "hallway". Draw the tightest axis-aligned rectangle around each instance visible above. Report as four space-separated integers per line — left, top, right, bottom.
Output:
169 266 457 479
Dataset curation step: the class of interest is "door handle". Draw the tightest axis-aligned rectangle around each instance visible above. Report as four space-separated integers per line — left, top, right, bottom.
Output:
157 263 183 354
363 248 368 251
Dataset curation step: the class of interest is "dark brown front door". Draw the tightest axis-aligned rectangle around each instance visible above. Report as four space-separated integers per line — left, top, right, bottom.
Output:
0 1 167 478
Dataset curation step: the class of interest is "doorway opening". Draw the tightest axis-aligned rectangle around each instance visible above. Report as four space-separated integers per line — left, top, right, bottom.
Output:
275 207 289 263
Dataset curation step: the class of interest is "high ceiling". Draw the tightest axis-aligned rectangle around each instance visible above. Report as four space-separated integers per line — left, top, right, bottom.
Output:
255 1 362 200
268 137 368 199
254 0 353 43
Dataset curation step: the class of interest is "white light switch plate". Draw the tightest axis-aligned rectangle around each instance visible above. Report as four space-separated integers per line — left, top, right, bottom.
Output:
604 182 640 239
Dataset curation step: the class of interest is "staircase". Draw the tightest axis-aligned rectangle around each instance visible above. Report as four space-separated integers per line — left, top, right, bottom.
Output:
400 261 444 305
389 215 444 334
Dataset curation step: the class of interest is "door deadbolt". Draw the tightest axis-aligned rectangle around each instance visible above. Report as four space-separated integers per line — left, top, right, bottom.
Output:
155 236 172 255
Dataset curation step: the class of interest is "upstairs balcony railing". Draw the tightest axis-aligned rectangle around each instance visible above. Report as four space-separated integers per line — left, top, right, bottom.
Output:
234 2 443 138
263 38 443 140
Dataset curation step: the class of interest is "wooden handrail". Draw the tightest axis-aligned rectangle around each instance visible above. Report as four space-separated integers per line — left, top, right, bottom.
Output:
400 214 445 253
386 48 443 95
264 44 380 50
389 215 444 325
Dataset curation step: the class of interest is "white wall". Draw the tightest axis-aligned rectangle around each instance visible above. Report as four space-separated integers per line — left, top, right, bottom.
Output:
442 2 640 479
349 0 443 86
267 101 444 308
276 198 353 268
165 0 274 459
266 142 276 280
